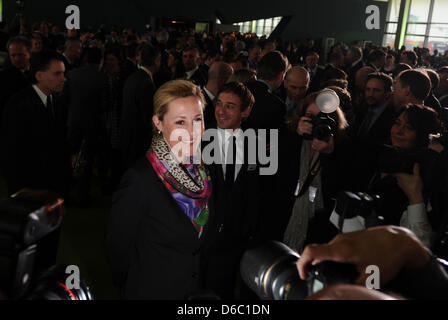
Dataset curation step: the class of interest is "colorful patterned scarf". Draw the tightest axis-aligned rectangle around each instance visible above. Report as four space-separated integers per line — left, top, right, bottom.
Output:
146 133 212 234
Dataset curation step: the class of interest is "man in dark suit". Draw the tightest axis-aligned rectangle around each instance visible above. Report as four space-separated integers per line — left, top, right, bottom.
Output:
64 47 108 205
182 46 207 87
392 69 431 111
201 82 261 299
201 61 233 129
305 51 325 93
0 36 32 126
277 66 310 120
367 49 387 73
345 46 364 94
244 50 289 131
61 38 82 73
119 43 160 169
349 72 396 189
247 43 262 71
1 51 70 197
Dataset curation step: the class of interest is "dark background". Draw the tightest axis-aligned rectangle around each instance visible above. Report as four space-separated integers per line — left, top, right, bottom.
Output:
2 0 388 45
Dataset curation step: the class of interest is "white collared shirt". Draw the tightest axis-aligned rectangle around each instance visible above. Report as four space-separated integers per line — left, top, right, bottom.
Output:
203 87 215 101
32 84 49 107
217 128 245 181
185 66 199 80
257 79 273 93
139 65 154 83
63 53 72 65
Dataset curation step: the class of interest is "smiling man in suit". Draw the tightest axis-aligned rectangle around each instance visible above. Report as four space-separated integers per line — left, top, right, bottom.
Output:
202 82 261 299
1 50 70 197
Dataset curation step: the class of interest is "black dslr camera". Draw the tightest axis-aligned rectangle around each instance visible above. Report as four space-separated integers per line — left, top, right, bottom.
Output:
329 190 385 233
303 112 336 142
240 241 359 300
377 144 423 174
0 189 93 300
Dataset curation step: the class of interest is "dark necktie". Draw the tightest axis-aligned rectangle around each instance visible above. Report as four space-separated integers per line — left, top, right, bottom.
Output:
225 136 236 186
358 108 375 137
47 95 55 120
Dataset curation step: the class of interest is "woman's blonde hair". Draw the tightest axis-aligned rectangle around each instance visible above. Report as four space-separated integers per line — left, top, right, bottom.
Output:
153 80 205 132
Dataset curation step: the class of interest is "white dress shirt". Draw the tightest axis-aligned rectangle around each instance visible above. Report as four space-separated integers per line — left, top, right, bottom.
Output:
32 84 49 107
217 128 245 181
185 66 199 80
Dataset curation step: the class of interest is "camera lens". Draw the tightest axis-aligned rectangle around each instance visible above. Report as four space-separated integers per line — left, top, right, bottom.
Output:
240 241 308 300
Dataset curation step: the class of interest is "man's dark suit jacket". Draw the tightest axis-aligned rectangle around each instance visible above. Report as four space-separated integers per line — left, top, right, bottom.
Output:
105 156 216 299
0 66 30 125
119 68 156 169
201 87 216 130
348 102 397 189
307 65 326 93
65 63 108 153
201 134 262 299
1 85 70 196
61 54 78 74
188 68 207 87
244 80 286 130
347 60 365 94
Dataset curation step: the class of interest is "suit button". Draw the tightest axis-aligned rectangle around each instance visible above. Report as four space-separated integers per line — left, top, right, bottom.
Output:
218 224 224 233
192 248 200 256
192 272 198 279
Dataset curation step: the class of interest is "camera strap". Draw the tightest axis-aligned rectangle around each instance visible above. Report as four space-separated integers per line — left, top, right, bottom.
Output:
295 154 322 198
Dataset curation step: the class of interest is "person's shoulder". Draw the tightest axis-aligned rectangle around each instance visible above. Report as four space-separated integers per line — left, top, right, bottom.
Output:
7 85 34 104
125 156 155 178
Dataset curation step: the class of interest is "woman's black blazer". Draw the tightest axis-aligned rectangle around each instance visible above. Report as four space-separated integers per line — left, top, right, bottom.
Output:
105 157 215 299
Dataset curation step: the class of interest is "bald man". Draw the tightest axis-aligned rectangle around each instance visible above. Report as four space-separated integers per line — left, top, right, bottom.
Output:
282 66 310 118
202 61 234 129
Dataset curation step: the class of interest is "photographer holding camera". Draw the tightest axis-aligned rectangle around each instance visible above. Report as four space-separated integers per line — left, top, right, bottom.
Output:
367 104 444 248
296 226 448 300
281 90 349 253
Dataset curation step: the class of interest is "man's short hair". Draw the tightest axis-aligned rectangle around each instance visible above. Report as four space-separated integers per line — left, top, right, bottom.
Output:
402 50 418 66
306 51 319 59
328 51 343 63
233 56 249 69
182 46 200 56
397 69 431 101
64 38 81 52
348 46 363 60
247 43 261 53
425 68 439 92
217 81 255 112
6 36 31 52
366 72 393 92
368 49 386 63
393 63 412 79
29 50 64 84
140 43 160 68
257 50 288 81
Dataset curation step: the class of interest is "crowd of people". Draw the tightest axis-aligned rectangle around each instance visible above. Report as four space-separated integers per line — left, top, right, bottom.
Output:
0 20 448 300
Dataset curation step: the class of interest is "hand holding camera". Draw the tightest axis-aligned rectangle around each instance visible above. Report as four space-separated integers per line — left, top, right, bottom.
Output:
296 226 431 288
392 163 424 205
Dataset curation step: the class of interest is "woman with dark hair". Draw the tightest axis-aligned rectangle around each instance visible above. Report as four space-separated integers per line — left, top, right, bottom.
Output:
281 90 349 252
367 104 444 248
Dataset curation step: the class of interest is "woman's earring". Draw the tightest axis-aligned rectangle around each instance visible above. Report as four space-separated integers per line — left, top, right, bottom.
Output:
158 130 161 135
